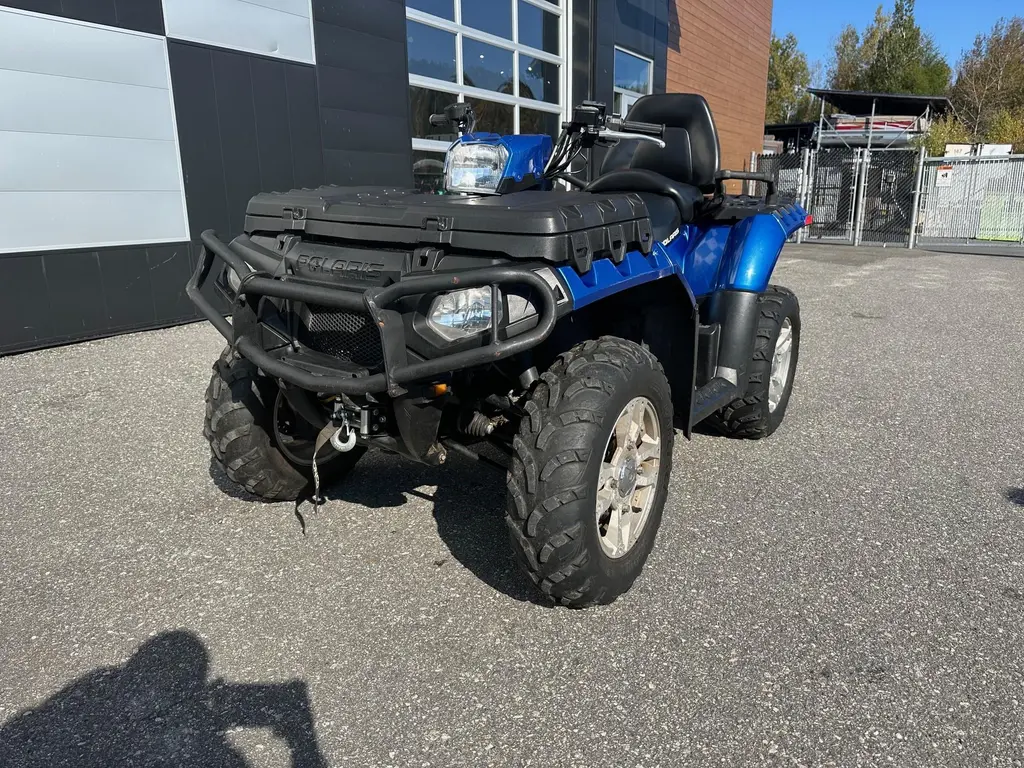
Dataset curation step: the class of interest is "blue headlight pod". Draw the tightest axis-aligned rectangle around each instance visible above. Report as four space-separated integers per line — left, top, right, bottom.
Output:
444 143 509 195
443 133 554 194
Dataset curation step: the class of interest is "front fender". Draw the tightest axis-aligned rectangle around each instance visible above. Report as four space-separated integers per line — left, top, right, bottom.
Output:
717 206 807 293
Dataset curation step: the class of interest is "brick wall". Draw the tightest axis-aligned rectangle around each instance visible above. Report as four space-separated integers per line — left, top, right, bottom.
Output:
667 0 772 173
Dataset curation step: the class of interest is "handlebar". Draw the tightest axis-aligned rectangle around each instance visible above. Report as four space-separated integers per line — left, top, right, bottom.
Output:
607 117 665 138
429 113 449 127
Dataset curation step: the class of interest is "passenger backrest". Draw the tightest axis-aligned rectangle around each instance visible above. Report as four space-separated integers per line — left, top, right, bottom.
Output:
600 93 722 193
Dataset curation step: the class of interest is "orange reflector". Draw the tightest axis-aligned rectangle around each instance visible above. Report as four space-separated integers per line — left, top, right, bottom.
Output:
431 383 449 397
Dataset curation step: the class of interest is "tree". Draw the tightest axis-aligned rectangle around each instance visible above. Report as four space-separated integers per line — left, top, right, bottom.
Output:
950 17 1024 138
827 1 950 95
827 6 888 90
864 0 950 94
987 109 1024 153
766 33 817 123
916 114 973 156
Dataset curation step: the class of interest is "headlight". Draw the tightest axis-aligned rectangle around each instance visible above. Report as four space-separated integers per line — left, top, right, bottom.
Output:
427 287 493 341
445 143 509 194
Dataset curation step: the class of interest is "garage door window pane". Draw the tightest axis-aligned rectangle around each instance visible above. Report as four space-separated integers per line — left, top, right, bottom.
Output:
518 1 559 54
519 57 559 104
409 86 459 141
466 97 514 135
463 38 514 94
407 0 454 20
520 108 560 141
407 21 456 82
462 0 512 39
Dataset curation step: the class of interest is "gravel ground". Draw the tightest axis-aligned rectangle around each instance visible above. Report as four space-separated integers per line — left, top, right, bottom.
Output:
1 245 1023 767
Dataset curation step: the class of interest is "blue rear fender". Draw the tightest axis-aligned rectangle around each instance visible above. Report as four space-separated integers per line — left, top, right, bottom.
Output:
673 204 808 297
714 205 807 293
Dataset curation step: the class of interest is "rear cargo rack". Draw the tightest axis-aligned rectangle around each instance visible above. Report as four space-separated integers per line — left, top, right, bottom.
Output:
187 230 560 396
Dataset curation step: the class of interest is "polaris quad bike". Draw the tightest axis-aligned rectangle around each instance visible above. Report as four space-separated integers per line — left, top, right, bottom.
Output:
188 94 808 607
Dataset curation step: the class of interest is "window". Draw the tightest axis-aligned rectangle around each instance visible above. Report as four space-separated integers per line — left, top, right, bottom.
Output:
405 0 569 189
613 47 653 117
407 21 456 82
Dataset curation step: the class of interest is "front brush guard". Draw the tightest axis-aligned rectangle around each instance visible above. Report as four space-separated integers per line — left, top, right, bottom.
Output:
187 230 559 396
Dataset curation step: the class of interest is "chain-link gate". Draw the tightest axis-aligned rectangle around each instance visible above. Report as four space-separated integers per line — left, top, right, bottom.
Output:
856 149 919 246
805 148 860 243
753 147 920 246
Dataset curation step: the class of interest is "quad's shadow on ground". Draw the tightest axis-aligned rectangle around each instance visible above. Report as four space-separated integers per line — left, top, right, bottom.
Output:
0 630 326 767
210 452 546 605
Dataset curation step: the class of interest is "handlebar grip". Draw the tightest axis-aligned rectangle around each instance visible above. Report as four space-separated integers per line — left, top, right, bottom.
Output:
618 119 665 137
429 113 449 127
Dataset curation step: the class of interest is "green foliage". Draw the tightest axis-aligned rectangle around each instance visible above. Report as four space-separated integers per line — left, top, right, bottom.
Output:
766 33 817 123
915 115 973 156
951 17 1024 137
827 6 888 90
866 0 950 94
827 1 950 95
987 110 1024 153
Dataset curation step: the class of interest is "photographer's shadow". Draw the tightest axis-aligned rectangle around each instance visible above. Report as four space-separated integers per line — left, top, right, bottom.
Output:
321 451 547 605
0 630 327 768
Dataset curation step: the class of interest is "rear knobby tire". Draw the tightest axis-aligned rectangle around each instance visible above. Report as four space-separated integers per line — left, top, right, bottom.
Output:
506 337 674 607
204 347 363 501
707 285 800 439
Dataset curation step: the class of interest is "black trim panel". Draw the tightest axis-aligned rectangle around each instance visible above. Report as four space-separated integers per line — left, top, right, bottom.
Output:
166 40 327 267
0 0 164 34
311 0 413 187
0 243 194 355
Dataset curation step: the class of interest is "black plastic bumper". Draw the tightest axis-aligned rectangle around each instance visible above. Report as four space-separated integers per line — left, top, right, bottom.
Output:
186 230 560 396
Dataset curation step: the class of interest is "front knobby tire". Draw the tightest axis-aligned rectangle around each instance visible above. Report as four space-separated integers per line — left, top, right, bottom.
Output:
204 347 364 501
506 337 674 607
708 285 801 439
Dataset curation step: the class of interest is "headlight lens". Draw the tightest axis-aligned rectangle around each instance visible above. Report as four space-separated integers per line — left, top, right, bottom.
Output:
427 287 493 341
445 143 509 194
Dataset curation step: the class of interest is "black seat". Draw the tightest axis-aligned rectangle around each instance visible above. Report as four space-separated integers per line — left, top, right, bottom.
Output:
586 94 722 230
634 191 682 243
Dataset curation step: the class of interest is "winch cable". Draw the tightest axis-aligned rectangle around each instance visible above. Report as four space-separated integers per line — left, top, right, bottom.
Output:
306 415 352 519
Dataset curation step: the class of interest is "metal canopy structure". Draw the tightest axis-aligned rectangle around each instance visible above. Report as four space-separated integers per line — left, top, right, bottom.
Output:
806 88 952 118
807 88 951 151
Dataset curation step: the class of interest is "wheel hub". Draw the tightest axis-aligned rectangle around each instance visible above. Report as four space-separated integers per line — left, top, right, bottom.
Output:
616 454 638 497
596 397 662 559
768 318 794 414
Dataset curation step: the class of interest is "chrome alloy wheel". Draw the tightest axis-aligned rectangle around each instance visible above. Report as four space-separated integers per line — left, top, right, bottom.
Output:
768 318 794 413
596 397 663 559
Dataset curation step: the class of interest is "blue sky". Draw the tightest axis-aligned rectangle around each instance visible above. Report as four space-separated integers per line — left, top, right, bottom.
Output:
772 0 1011 76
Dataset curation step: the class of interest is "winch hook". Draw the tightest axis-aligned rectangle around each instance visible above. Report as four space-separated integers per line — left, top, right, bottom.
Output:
330 415 358 453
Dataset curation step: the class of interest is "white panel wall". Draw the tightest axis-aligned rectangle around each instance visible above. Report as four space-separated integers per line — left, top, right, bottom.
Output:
162 0 316 64
0 9 188 254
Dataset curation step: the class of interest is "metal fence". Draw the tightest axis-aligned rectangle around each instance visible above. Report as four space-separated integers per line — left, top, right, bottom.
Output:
752 148 1024 251
750 151 805 203
917 156 1024 247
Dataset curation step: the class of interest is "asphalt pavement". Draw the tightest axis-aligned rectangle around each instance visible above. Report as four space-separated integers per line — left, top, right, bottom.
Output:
1 244 1023 767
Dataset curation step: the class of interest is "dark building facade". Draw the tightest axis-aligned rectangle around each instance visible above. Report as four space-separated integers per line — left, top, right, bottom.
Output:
0 0 770 354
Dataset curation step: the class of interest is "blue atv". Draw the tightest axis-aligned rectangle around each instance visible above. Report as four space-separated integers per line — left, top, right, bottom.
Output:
188 94 808 607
